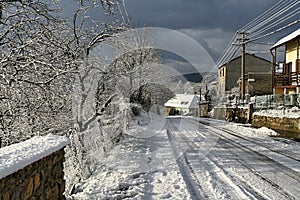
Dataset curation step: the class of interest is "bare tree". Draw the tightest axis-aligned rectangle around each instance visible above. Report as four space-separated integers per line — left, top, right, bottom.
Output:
0 0 77 145
0 0 130 194
106 28 171 98
0 0 123 145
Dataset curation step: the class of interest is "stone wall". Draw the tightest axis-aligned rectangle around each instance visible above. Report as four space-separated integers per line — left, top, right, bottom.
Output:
252 115 300 139
212 106 228 120
213 106 251 123
0 148 66 200
199 103 209 117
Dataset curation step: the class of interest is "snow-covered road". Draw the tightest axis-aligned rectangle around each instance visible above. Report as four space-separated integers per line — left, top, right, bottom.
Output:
69 116 300 199
166 117 300 200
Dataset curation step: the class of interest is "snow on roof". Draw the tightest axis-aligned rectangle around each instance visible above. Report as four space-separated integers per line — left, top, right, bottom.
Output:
164 94 199 109
0 134 69 179
271 28 300 50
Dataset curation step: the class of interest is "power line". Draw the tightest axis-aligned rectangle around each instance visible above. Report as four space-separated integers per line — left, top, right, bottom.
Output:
248 20 300 43
242 0 292 32
251 41 273 45
206 0 299 84
249 6 300 38
246 50 271 54
246 0 299 33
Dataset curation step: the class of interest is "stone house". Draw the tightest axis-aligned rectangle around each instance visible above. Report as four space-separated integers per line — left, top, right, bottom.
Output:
218 53 272 97
271 28 300 94
164 94 199 116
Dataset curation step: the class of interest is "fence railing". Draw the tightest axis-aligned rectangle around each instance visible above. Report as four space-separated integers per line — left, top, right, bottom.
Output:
274 72 300 87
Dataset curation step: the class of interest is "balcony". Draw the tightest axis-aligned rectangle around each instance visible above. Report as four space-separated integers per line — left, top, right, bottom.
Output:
274 72 300 87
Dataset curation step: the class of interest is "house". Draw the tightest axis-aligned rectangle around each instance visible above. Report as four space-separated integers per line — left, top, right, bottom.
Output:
218 53 272 97
164 94 199 116
270 28 300 94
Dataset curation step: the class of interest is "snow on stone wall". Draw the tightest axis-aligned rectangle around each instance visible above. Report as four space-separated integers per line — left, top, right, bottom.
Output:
0 134 69 199
0 134 69 179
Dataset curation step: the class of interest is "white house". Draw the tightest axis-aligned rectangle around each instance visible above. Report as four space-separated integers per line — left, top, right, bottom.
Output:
164 94 199 116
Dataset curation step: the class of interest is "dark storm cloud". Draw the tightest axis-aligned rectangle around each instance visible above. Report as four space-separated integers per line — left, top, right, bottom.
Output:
60 0 279 74
124 0 277 74
125 0 275 31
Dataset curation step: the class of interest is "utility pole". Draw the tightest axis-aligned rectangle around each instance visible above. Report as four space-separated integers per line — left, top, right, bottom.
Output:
237 30 248 103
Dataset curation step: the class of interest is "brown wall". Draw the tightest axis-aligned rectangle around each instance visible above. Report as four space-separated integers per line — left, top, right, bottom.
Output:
252 114 300 139
213 106 251 123
165 106 172 115
247 73 272 96
0 149 66 200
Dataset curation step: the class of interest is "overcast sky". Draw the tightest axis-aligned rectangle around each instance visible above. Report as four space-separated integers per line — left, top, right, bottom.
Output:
126 0 276 52
122 0 278 74
63 0 297 74
125 0 274 31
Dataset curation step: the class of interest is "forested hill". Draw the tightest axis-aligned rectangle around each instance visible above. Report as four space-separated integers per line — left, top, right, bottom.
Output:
176 72 204 83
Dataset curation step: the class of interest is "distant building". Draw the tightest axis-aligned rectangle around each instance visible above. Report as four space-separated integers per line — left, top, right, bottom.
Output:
271 28 300 94
164 94 199 116
218 53 272 97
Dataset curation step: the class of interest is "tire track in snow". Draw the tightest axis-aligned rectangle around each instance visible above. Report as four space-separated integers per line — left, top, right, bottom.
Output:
213 137 294 200
220 127 300 162
182 131 268 199
169 117 300 199
208 126 300 178
167 119 262 199
204 124 300 199
166 127 205 200
196 117 300 163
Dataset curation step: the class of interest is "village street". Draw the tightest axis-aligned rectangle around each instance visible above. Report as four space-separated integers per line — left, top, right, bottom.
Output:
1 1 300 199
70 116 300 199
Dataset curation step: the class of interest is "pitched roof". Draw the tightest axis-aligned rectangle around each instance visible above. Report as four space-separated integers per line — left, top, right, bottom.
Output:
164 94 199 109
271 28 300 50
218 53 271 69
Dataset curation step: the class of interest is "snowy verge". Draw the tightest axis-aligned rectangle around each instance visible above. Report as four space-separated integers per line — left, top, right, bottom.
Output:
223 123 278 137
256 126 278 136
0 134 69 179
197 117 278 137
69 129 191 199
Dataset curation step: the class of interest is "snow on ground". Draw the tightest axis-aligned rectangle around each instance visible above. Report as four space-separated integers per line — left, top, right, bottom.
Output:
197 116 279 137
68 114 300 199
186 117 300 199
69 113 191 200
256 126 279 136
219 121 300 174
223 123 279 137
0 134 69 179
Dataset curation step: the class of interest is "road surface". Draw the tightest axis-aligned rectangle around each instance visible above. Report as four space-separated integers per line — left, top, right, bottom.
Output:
166 117 300 200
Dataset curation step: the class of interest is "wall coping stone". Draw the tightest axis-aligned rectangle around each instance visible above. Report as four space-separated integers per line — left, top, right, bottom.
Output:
0 134 69 179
